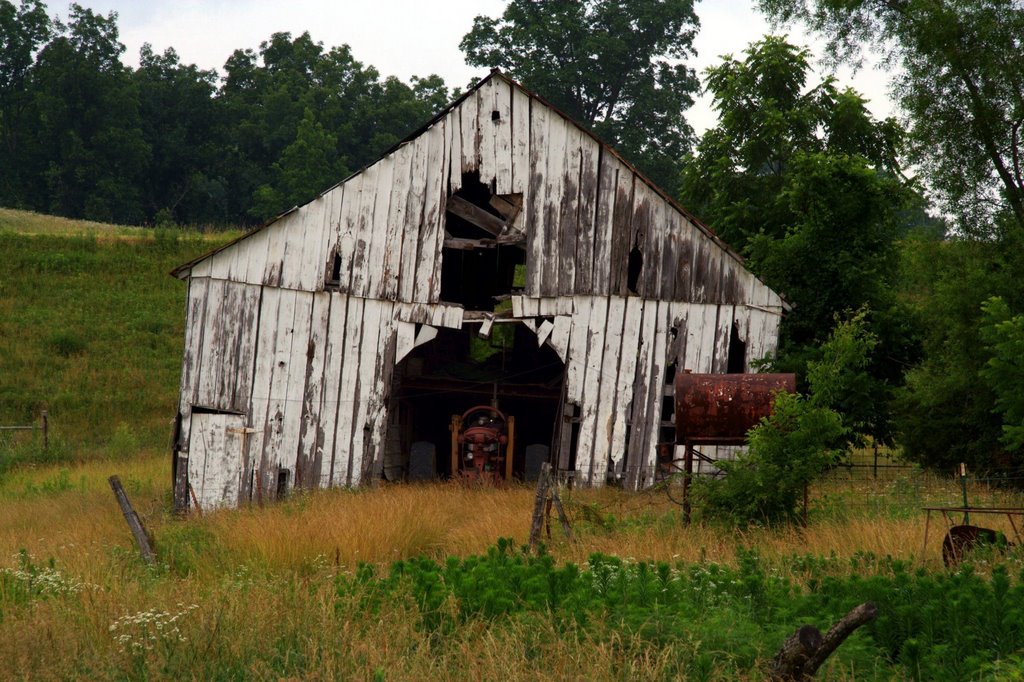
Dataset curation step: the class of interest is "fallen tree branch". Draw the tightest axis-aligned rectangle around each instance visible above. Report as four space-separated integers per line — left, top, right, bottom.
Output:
770 602 878 681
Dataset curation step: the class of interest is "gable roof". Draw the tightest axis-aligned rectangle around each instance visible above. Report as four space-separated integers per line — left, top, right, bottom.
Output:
172 70 785 310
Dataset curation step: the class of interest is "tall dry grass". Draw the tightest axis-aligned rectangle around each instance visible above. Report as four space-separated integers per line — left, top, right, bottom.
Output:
2 454 1021 679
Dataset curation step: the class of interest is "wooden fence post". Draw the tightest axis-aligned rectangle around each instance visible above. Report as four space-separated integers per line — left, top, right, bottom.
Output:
108 475 156 565
41 410 48 450
529 463 552 549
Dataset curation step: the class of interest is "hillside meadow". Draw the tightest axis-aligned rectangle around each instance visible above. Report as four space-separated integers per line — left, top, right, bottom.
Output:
4 210 1024 679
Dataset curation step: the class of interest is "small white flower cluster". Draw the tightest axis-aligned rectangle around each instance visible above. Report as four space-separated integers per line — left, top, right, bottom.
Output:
0 556 87 596
108 603 199 655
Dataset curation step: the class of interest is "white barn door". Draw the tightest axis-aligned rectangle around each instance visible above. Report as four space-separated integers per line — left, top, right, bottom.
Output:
187 412 246 511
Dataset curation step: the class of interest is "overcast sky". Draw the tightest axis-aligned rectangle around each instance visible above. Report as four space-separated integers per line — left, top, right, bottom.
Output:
64 0 895 135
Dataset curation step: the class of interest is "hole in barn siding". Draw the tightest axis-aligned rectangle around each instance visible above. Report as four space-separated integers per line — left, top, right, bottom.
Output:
276 469 290 498
491 110 501 121
727 322 746 373
627 245 643 295
326 253 342 288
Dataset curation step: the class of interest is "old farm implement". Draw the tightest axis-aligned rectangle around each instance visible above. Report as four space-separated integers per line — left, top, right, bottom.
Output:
450 405 515 484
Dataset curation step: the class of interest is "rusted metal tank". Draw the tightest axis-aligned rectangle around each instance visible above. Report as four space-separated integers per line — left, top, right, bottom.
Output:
674 372 796 444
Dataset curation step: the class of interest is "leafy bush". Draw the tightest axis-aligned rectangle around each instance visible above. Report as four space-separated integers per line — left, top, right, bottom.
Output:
695 391 846 524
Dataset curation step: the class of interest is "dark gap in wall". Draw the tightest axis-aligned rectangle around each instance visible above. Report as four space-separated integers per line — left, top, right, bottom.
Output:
727 322 747 373
627 245 643 294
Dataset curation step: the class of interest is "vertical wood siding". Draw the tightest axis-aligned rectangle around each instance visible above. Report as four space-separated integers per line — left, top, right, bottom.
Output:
175 73 786 506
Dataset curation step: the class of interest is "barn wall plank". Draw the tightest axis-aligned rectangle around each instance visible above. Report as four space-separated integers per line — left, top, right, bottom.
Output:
557 126 582 296
319 292 348 488
610 296 644 481
398 130 429 302
350 162 380 297
547 315 572 361
590 296 626 484
610 168 635 296
381 144 413 299
541 115 568 296
446 106 463 194
335 295 365 486
414 121 447 303
510 86 531 213
460 86 480 174
277 291 313 491
574 137 600 294
492 77 513 194
591 154 618 294
366 156 396 298
296 292 331 489
711 305 734 374
573 295 608 483
525 104 549 296
625 299 659 484
257 288 296 497
349 298 385 485
477 79 497 189
177 277 209 451
637 300 670 487
195 278 226 409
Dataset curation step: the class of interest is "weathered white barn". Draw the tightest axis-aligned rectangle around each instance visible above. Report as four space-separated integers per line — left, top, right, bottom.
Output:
170 71 785 512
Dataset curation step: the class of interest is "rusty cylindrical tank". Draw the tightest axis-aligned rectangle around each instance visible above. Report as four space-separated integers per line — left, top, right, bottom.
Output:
674 372 797 444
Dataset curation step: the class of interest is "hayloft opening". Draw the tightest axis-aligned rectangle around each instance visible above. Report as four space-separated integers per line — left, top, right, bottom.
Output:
440 171 525 311
384 323 564 482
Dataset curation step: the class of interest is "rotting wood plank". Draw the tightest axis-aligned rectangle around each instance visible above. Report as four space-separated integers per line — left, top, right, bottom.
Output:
398 132 428 302
262 214 291 288
536 319 555 347
625 299 659 485
541 114 568 296
675 219 696 302
177 277 209 452
610 168 635 296
591 153 617 294
492 77 513 194
414 324 438 348
525 103 549 296
319 292 349 488
575 137 600 294
590 296 626 484
510 87 531 230
446 107 463 195
277 291 313 490
258 288 297 498
643 188 665 298
574 295 609 484
295 199 326 292
230 283 262 412
349 299 384 486
415 121 447 303
610 296 644 483
245 286 280 500
711 305 734 374
557 126 582 296
335 295 365 486
631 184 654 296
460 84 480 174
382 145 413 299
447 195 506 236
316 185 342 292
564 295 593 410
547 315 571 362
296 292 331 489
240 226 269 286
366 312 398 480
660 211 681 301
638 301 670 487
477 78 497 188
195 278 226 409
350 162 380 298
336 172 363 294
366 154 396 299
395 320 417 364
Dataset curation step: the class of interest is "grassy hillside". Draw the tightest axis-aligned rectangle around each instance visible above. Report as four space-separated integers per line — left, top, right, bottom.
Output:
0 209 239 464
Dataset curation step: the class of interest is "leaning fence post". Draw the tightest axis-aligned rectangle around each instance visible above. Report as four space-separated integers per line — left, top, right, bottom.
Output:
529 463 552 549
108 475 156 565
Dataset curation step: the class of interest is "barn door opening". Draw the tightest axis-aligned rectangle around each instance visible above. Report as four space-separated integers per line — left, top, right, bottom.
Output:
384 322 564 481
186 411 248 511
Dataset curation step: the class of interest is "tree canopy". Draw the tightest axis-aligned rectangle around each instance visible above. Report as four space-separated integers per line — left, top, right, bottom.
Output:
759 0 1024 237
460 0 700 193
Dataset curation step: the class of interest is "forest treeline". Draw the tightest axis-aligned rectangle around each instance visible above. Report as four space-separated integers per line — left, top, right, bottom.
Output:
3 0 1024 477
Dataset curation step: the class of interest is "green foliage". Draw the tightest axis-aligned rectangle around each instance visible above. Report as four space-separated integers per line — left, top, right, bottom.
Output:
759 0 1024 236
335 540 1024 680
894 233 1024 473
460 0 699 193
681 36 919 447
980 296 1024 452
695 391 846 524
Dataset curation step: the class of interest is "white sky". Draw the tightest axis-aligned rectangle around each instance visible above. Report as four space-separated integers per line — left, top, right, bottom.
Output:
64 0 895 136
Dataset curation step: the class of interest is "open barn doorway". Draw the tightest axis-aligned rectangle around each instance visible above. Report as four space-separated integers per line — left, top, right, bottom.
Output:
383 322 564 482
